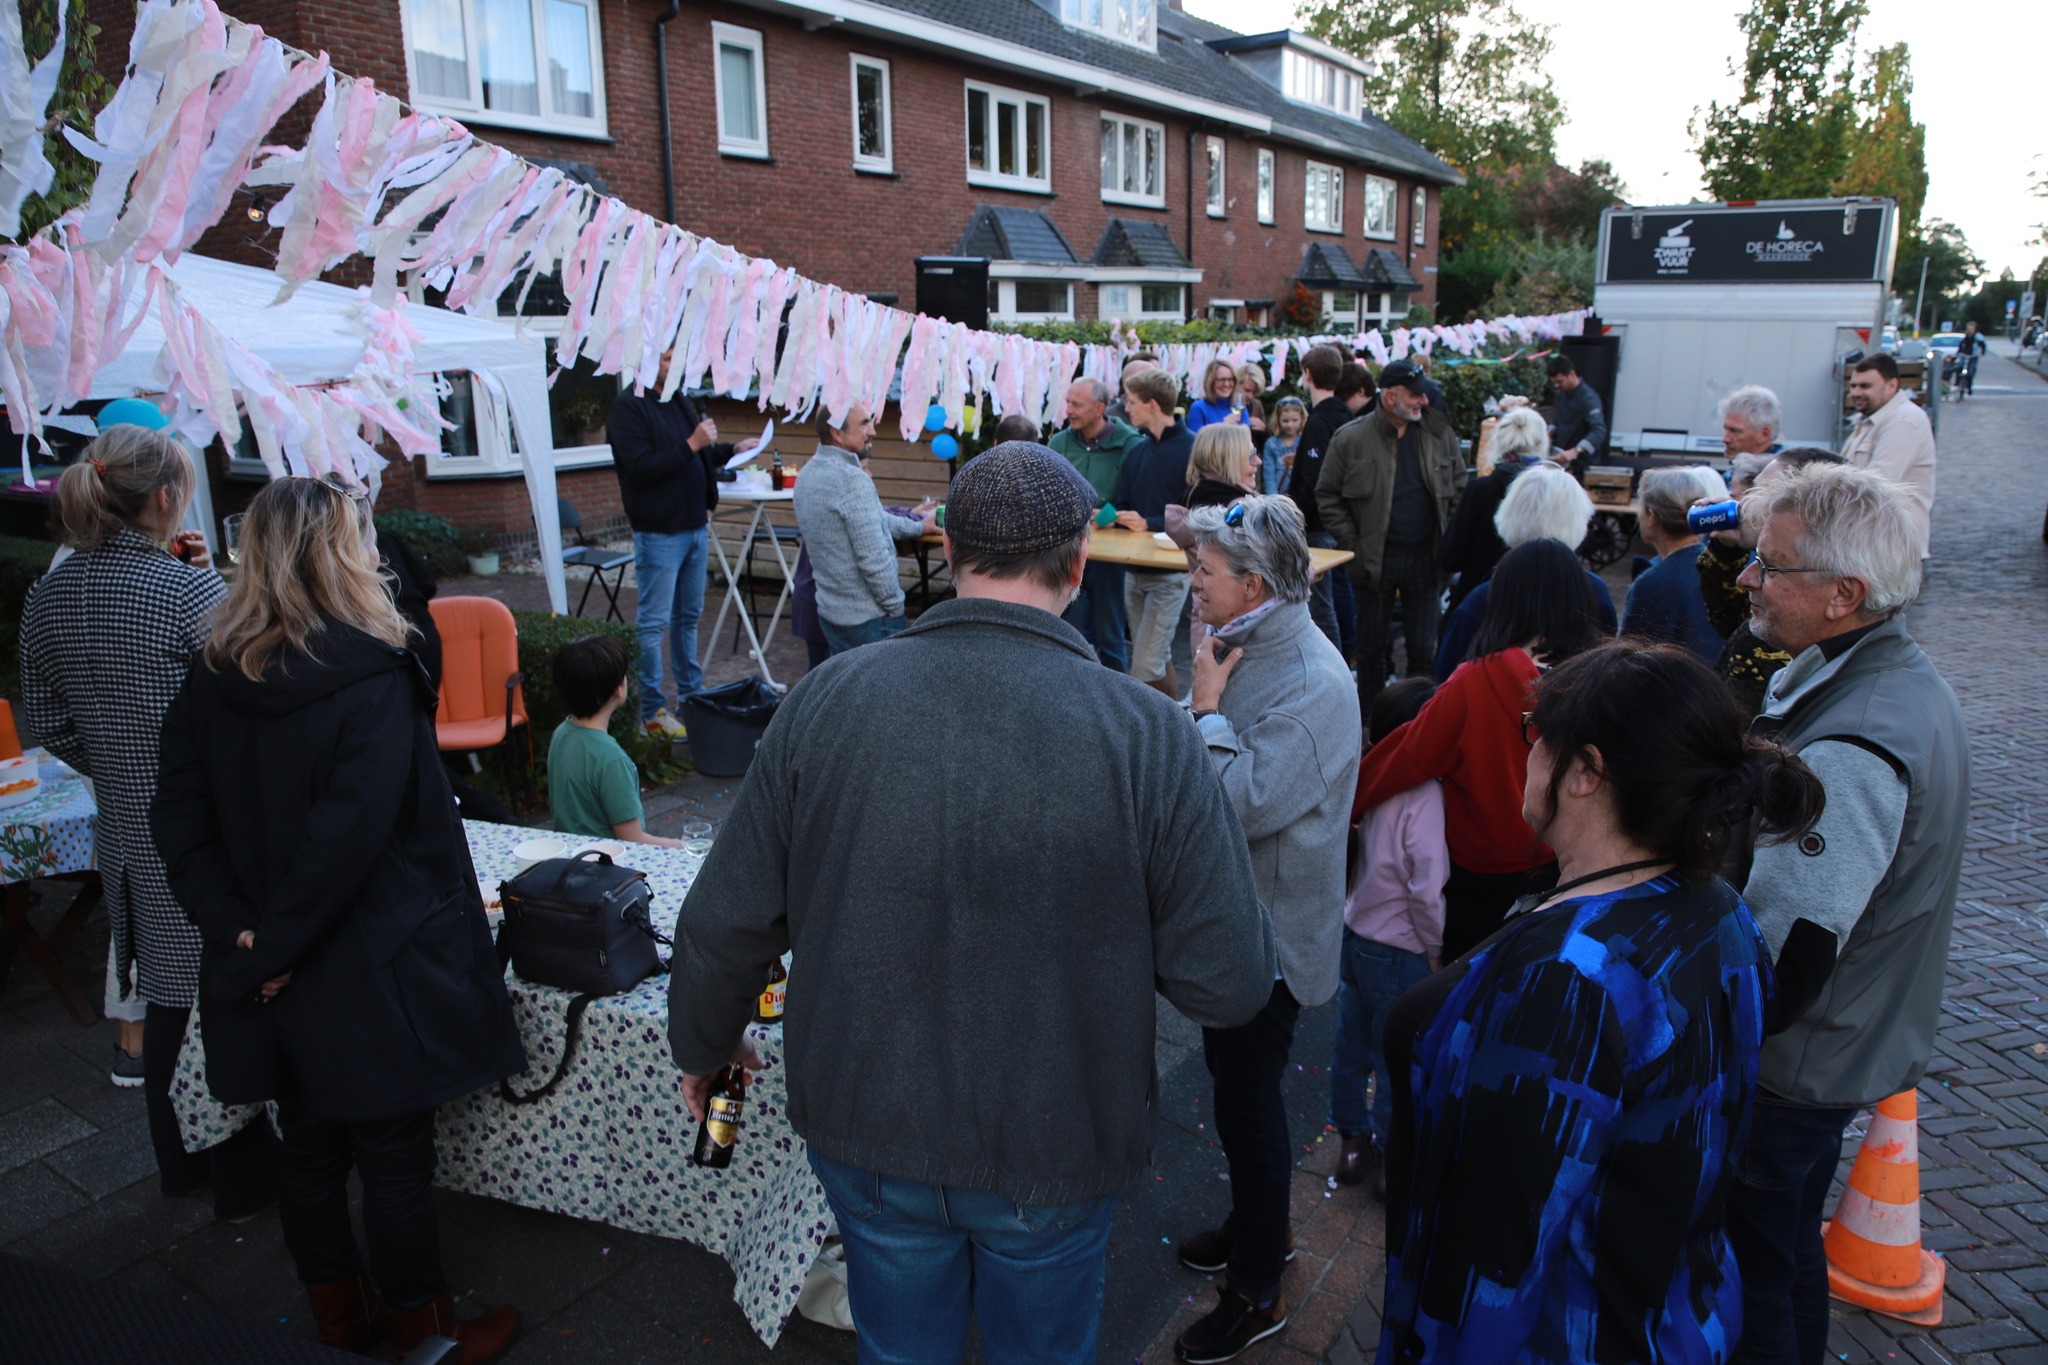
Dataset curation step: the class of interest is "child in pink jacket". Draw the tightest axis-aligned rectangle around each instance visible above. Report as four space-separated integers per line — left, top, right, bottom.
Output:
1327 677 1447 1196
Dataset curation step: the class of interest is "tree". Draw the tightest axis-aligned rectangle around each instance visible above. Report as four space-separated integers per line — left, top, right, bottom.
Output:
1693 0 1867 202
10 0 111 242
1899 219 1984 327
1833 43 1927 244
1482 229 1596 318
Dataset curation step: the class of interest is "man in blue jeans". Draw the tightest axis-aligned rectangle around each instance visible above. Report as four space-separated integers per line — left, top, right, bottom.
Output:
608 368 756 737
668 443 1277 1363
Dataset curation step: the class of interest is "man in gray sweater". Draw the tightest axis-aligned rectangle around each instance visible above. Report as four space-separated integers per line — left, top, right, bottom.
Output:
793 402 934 656
670 442 1277 1362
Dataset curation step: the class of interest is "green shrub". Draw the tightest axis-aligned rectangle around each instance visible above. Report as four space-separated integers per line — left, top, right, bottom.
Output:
0 535 55 698
1436 357 1551 445
375 510 466 579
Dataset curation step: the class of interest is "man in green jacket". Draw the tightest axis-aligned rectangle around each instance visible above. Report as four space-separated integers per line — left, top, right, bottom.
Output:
1048 377 1143 671
1315 359 1466 717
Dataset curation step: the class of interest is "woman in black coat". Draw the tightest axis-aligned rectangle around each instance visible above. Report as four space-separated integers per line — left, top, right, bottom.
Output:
1439 406 1549 608
153 477 524 1363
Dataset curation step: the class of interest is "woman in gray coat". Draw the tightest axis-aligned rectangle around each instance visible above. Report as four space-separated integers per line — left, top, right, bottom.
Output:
1172 494 1363 1363
19 426 275 1217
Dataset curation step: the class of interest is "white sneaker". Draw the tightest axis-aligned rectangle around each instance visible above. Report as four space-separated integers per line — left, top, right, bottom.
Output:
643 708 687 740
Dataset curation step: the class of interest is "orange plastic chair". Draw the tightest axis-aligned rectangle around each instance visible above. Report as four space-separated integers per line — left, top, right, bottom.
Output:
427 596 530 805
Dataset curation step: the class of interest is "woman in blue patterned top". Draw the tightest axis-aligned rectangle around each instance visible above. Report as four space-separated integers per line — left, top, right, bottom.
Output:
1378 640 1825 1364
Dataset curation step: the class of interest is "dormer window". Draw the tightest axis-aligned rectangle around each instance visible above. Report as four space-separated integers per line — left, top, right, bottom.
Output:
1061 0 1156 50
1282 48 1360 118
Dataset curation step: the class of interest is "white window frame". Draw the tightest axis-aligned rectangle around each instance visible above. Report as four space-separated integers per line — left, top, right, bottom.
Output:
401 0 609 139
990 279 1073 323
1364 291 1403 330
1322 290 1360 330
1098 281 1184 322
1304 161 1343 234
1099 113 1166 208
712 21 769 159
1205 136 1227 218
1256 149 1275 224
1281 47 1360 119
1363 174 1398 241
1412 185 1428 246
1059 0 1156 50
964 80 1052 194
850 54 893 172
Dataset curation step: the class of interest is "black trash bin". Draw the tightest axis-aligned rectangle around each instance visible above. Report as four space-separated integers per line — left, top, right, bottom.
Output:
679 678 781 777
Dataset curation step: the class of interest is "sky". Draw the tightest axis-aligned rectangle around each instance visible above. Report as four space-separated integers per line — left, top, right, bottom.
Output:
1181 0 2044 282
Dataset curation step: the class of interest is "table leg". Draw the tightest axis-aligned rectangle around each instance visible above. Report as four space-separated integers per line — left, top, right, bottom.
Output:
708 505 780 687
0 880 99 1026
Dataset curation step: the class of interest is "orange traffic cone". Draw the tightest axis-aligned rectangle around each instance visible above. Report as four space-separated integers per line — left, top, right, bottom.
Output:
1820 1090 1944 1326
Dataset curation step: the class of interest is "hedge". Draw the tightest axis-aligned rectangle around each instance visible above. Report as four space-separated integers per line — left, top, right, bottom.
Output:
0 535 54 699
375 509 468 580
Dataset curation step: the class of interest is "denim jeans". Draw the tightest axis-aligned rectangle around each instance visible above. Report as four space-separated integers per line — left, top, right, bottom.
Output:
809 1150 1118 1364
1061 560 1128 672
1728 1097 1861 1365
277 1099 444 1312
1202 980 1303 1301
632 527 709 720
1358 538 1442 717
820 613 907 658
1327 934 1433 1144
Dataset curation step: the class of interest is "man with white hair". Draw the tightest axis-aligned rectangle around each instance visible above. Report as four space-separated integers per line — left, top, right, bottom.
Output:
1719 385 1782 458
1726 463 1968 1365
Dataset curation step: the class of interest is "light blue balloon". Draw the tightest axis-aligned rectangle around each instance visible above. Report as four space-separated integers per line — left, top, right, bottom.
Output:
97 397 169 432
925 403 949 432
931 433 959 461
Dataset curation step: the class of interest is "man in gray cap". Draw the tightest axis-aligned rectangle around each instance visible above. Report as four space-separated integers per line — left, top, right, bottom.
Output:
669 442 1277 1361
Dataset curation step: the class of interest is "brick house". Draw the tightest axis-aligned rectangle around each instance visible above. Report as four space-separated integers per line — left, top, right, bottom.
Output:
89 0 1461 540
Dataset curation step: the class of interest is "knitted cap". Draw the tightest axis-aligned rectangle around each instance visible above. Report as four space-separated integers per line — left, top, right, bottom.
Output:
944 441 1096 554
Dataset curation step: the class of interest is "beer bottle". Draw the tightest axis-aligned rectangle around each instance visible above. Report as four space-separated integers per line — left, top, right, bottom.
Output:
692 1065 745 1169
770 450 786 490
756 959 787 1024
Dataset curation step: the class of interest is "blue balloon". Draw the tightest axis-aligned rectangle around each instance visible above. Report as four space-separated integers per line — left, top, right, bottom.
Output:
931 433 959 461
97 397 169 432
925 403 949 432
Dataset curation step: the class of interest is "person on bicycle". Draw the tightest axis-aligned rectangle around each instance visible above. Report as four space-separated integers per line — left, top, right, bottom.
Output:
1956 321 1988 397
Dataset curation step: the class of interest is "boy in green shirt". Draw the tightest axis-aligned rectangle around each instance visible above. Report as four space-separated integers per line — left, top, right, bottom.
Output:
548 635 683 847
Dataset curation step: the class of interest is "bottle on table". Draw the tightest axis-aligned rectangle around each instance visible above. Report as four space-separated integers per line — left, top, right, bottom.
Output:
756 959 787 1024
770 450 786 490
692 1064 746 1169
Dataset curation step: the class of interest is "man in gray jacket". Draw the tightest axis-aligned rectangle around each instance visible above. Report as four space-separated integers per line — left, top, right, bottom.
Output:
1316 360 1466 716
793 402 934 656
1726 464 1968 1365
1174 495 1361 1363
670 442 1277 1363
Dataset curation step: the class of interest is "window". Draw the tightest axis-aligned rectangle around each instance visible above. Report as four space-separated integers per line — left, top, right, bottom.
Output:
851 55 892 171
1324 291 1359 329
1412 185 1428 246
712 22 768 158
404 0 606 136
1099 283 1183 321
965 81 1050 193
1282 47 1360 118
1205 136 1226 217
1100 114 1164 207
1304 162 1343 233
989 279 1073 322
1060 0 1156 49
1364 291 1404 329
1363 175 1397 240
1256 149 1275 224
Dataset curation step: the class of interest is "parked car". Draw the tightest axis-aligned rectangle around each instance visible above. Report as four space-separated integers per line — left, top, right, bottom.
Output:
1881 325 1901 353
1928 332 1965 359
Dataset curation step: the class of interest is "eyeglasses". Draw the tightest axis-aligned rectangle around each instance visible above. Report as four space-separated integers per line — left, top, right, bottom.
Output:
1224 503 1247 527
1743 550 1833 581
1521 711 1539 746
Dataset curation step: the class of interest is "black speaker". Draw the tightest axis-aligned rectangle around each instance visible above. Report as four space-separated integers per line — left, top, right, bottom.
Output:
916 257 990 329
1560 316 1620 456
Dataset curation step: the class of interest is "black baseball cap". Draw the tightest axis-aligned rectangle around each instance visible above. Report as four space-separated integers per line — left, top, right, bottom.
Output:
1377 360 1427 394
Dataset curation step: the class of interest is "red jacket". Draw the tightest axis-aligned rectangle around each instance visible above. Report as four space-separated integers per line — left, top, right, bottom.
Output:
1352 649 1554 874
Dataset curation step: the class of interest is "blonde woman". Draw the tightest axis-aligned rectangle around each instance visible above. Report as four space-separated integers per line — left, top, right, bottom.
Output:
152 477 524 1361
1168 424 1259 567
19 426 276 1216
1185 359 1249 434
1235 361 1270 440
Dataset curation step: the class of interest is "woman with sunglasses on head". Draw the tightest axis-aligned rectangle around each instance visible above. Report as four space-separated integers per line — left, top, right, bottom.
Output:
1376 640 1823 1365
19 425 278 1216
152 477 525 1361
1352 537 1604 962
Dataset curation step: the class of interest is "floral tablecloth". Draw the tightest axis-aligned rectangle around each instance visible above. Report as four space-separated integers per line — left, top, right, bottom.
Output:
0 753 95 885
172 820 834 1345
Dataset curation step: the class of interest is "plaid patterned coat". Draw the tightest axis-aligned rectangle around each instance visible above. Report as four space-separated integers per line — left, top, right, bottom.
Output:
20 529 227 1007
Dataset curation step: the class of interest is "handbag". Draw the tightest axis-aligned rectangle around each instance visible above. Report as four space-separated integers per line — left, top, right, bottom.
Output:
495 850 668 1105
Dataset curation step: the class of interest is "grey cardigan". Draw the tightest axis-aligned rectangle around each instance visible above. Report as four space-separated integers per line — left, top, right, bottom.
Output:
1194 602 1362 1007
668 598 1277 1205
792 443 905 626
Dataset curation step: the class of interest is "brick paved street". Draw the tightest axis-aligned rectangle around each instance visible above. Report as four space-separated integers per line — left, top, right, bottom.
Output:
4 348 2046 1362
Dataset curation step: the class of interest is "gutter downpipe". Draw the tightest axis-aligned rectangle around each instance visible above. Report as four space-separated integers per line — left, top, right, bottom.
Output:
655 1 682 225
1185 126 1197 318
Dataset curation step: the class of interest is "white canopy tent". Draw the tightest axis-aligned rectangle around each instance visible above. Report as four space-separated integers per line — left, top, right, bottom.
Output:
88 252 567 611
